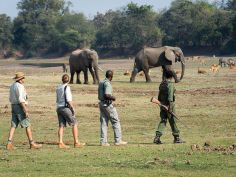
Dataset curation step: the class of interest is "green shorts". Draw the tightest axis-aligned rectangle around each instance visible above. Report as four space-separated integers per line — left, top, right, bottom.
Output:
11 104 31 128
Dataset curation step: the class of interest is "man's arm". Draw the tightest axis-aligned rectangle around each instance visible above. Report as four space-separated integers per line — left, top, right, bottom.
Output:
104 94 116 101
20 102 29 118
66 86 75 115
104 82 116 101
17 84 29 117
68 101 75 115
167 83 175 111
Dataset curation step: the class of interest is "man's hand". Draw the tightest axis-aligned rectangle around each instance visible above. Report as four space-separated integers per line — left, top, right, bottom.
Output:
20 102 29 118
105 94 116 101
175 79 180 83
71 108 75 116
25 112 29 118
68 101 75 116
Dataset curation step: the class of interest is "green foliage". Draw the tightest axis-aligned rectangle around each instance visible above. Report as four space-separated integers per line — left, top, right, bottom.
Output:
1 0 236 57
13 0 95 57
158 0 235 52
0 14 13 50
0 58 236 176
56 13 96 49
93 3 163 54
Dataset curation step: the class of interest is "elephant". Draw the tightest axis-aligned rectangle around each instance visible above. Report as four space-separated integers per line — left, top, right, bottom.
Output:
69 49 100 84
218 57 228 67
130 46 185 83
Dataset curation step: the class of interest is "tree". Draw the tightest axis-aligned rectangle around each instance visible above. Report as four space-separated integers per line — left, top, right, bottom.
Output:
0 14 13 52
56 13 95 50
13 0 71 57
93 3 163 54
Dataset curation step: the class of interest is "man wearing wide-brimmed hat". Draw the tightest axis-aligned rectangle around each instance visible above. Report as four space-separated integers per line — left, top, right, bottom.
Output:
6 72 42 150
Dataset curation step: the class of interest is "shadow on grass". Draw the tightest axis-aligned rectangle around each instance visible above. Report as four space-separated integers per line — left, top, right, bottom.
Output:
20 63 64 68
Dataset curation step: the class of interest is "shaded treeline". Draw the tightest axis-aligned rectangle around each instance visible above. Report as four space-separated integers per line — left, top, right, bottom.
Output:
0 0 235 58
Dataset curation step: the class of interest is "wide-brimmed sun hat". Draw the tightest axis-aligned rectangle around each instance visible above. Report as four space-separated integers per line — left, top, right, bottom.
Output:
13 72 25 81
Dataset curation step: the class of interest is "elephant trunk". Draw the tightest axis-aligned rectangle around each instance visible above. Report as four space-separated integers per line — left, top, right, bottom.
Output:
180 61 185 80
94 66 100 83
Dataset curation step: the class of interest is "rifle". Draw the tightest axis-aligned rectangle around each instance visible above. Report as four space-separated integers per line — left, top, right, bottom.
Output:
150 97 189 129
150 97 179 120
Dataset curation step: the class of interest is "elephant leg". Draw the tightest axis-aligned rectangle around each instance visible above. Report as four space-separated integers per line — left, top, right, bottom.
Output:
70 70 75 84
163 65 179 83
130 68 139 83
83 69 89 84
143 68 152 83
89 67 96 84
76 71 82 84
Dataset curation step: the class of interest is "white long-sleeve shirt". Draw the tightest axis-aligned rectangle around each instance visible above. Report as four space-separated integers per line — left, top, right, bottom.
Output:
9 82 28 104
56 83 72 108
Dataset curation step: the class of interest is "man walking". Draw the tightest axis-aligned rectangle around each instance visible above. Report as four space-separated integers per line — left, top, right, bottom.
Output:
6 72 42 150
56 74 85 148
98 70 127 146
153 71 185 144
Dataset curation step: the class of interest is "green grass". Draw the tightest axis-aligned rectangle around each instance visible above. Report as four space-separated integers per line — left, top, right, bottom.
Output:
0 58 236 176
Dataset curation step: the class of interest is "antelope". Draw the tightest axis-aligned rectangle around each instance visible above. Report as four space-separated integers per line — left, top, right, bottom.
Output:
210 64 220 73
123 70 131 76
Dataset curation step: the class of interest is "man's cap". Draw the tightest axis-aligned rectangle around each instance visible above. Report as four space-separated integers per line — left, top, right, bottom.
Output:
13 72 25 81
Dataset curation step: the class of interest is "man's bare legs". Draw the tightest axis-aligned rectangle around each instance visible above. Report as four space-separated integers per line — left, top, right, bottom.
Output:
72 124 79 144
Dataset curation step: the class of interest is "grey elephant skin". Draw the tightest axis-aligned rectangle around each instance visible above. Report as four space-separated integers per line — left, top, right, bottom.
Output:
219 58 235 67
69 49 100 84
218 57 228 67
130 46 185 83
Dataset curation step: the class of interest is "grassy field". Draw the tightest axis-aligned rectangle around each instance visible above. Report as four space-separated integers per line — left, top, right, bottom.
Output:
0 57 236 177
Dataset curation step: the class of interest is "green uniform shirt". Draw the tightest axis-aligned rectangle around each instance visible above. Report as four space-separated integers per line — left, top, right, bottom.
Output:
158 79 175 105
98 78 113 101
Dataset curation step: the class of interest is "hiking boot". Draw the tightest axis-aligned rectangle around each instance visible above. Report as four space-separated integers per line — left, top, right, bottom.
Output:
115 141 128 146
74 142 85 148
58 143 70 149
173 136 185 144
153 136 162 144
30 142 42 149
6 143 13 150
100 143 110 147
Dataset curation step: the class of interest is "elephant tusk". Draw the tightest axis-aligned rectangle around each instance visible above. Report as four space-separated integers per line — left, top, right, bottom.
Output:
98 66 104 72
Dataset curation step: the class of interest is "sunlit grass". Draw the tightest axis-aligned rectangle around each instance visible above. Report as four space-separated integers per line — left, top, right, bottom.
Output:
0 58 236 176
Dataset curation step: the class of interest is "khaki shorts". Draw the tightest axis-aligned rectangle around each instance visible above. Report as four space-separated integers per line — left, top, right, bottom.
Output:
11 104 31 128
57 107 77 127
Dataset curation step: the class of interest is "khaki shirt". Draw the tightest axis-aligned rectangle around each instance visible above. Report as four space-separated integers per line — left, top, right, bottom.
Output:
98 78 112 101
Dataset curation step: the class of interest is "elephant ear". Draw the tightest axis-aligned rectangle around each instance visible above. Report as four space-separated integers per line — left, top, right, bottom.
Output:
165 48 176 62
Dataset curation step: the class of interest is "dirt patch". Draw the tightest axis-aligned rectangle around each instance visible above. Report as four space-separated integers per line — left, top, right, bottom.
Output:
115 87 236 96
178 87 236 95
190 143 236 155
146 157 172 166
76 103 128 108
